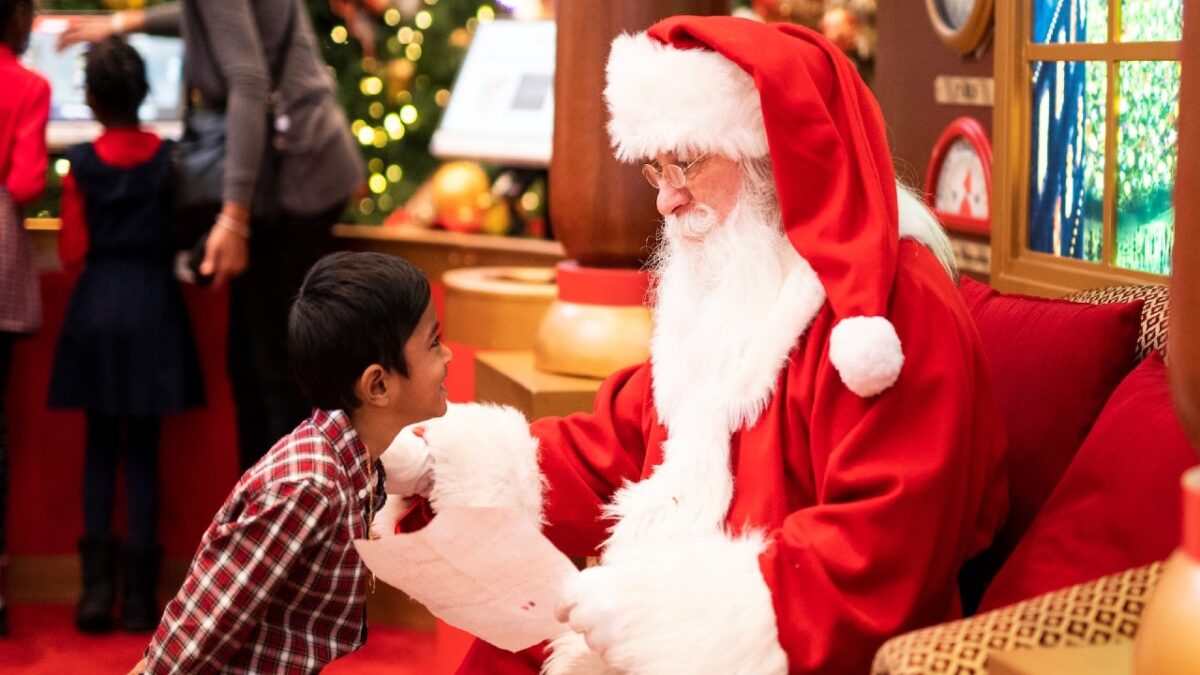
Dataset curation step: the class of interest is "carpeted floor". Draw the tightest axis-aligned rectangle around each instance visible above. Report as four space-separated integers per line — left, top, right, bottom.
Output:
0 603 440 674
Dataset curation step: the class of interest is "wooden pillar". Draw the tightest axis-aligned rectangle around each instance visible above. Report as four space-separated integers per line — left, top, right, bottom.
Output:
1170 0 1200 450
550 0 731 268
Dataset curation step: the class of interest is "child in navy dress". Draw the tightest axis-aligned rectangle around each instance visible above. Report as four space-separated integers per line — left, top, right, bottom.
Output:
47 36 203 634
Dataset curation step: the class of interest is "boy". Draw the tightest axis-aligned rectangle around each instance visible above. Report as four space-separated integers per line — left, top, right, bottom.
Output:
136 251 451 672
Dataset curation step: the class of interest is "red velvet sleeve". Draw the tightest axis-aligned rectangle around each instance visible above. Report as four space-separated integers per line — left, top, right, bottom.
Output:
6 77 49 206
57 172 89 272
533 363 654 557
760 250 1009 673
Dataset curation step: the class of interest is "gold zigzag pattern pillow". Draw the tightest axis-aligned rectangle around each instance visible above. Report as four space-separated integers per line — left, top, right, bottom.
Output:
871 561 1164 675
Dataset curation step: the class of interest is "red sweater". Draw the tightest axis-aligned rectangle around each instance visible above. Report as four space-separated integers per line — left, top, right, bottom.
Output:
0 43 50 207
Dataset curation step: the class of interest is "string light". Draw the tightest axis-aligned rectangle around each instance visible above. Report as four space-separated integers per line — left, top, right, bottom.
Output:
400 105 419 125
405 43 423 60
384 113 405 139
54 158 70 176
415 10 433 29
384 8 401 27
476 5 494 22
360 76 383 96
330 25 348 44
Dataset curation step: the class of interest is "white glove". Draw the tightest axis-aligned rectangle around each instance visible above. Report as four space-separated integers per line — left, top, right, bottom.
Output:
556 565 623 660
551 534 788 675
380 425 434 497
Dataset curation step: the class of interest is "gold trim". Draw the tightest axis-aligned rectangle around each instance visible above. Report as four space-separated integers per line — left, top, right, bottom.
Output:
926 0 995 55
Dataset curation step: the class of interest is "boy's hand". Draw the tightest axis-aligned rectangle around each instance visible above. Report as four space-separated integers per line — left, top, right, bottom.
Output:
126 657 148 675
381 426 434 497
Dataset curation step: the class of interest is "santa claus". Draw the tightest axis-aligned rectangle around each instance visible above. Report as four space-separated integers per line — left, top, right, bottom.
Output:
379 15 1009 675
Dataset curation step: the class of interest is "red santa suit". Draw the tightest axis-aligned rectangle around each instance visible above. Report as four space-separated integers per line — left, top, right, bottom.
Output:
392 16 1009 675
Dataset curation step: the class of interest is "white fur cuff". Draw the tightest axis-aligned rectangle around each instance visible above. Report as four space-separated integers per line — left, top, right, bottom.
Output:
828 316 904 397
421 403 546 525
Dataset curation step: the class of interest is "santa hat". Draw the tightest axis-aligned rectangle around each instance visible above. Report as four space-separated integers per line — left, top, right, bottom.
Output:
604 16 903 397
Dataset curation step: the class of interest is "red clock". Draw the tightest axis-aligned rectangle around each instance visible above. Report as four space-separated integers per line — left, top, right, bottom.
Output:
924 116 992 236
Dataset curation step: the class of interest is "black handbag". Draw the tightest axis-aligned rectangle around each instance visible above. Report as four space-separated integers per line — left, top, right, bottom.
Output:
172 0 296 268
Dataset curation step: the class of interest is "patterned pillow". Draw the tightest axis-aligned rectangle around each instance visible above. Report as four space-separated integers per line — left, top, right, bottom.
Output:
871 562 1163 675
1067 284 1169 362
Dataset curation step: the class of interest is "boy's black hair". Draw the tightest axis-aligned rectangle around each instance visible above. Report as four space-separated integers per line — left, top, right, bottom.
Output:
289 251 431 412
85 36 149 125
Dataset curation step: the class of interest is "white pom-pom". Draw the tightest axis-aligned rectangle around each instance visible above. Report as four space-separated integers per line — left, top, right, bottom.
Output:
828 316 903 397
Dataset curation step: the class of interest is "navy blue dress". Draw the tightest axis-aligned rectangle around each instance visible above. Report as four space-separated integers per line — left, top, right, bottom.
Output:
48 141 204 416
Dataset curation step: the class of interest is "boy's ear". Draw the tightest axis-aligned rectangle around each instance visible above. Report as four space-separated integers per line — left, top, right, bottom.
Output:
356 364 390 408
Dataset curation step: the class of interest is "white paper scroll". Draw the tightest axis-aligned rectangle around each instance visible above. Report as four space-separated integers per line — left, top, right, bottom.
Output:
354 505 578 652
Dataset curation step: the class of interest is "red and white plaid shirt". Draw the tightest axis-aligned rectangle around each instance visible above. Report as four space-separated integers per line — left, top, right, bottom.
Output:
145 409 384 674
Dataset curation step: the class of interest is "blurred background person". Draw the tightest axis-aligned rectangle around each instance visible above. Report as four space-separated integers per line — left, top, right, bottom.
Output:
0 0 48 637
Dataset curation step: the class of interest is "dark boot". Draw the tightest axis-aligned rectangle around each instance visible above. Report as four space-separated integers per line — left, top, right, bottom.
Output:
75 537 119 633
120 546 160 632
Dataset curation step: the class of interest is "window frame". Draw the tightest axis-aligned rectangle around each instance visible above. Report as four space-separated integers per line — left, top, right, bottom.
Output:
992 0 1180 295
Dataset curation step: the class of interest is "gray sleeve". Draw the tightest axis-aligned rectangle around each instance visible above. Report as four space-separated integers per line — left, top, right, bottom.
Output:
195 2 268 208
140 2 182 36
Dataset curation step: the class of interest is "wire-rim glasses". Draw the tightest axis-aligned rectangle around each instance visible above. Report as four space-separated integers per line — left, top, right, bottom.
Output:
641 155 710 190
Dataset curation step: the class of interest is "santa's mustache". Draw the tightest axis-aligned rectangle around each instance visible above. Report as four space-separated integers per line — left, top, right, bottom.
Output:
663 203 719 243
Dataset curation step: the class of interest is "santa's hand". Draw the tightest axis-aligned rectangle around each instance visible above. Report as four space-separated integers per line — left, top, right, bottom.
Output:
546 535 789 675
556 566 622 659
380 425 434 497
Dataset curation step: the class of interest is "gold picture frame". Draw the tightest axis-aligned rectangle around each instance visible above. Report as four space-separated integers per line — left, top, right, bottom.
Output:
925 0 995 55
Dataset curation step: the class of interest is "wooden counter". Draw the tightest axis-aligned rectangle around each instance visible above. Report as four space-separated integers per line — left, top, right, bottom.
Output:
26 219 566 279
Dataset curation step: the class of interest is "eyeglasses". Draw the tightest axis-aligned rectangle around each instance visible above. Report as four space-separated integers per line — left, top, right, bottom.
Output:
642 155 710 190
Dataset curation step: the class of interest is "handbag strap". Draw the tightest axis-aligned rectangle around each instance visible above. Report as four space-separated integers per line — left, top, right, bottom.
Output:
184 0 298 105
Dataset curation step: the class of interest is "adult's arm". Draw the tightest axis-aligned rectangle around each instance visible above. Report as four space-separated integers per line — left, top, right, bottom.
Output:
56 5 179 47
194 1 268 209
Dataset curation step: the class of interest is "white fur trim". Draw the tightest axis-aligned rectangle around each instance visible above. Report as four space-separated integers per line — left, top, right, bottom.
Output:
604 32 768 163
420 403 546 525
543 633 617 675
545 532 787 675
829 316 904 397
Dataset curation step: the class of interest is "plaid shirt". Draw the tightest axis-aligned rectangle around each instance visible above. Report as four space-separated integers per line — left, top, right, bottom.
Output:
146 409 385 674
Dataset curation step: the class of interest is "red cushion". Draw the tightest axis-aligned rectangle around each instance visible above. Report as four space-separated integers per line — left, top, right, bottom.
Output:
959 277 1143 559
979 352 1198 610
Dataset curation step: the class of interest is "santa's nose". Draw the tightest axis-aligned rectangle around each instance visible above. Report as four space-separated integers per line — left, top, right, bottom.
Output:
656 182 692 217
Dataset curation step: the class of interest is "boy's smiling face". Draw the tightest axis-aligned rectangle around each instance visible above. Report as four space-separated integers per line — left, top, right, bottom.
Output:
395 300 452 425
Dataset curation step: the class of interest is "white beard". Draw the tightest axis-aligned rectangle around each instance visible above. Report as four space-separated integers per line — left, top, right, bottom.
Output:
598 193 827 559
648 195 824 435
